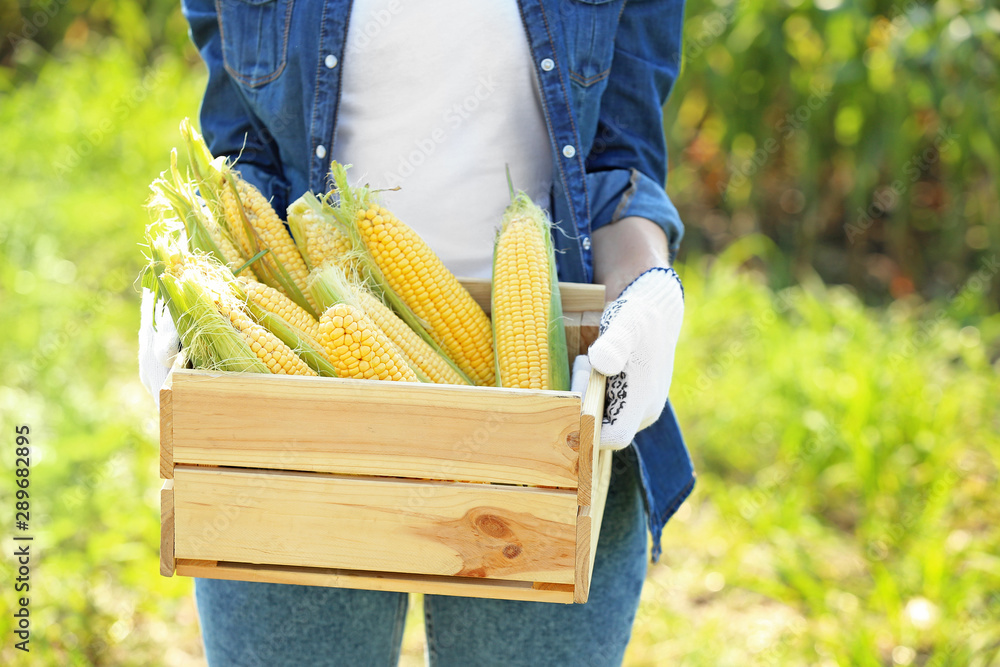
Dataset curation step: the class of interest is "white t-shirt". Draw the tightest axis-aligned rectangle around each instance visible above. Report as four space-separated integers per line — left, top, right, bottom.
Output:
332 0 554 279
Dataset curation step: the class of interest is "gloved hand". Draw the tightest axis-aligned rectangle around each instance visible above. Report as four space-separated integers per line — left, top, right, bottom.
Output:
138 287 180 408
570 267 684 449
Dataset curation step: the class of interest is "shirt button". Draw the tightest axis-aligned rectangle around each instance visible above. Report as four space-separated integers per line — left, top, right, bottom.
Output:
325 54 338 69
315 145 327 159
582 235 592 251
540 58 555 72
562 144 576 159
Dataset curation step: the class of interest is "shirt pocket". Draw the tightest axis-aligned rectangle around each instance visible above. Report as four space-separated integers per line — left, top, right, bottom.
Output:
562 0 623 88
217 0 295 88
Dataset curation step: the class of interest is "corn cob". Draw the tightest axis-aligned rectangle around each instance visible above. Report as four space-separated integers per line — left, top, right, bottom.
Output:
145 218 330 378
330 163 495 386
228 276 339 377
222 179 316 309
206 216 254 278
180 119 317 317
237 276 320 341
309 263 433 382
146 229 269 373
317 303 418 382
352 289 470 385
492 189 569 391
309 263 469 384
287 192 354 270
216 295 318 376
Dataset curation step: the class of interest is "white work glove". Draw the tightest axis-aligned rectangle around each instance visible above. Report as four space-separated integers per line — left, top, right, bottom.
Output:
571 267 684 449
138 287 180 408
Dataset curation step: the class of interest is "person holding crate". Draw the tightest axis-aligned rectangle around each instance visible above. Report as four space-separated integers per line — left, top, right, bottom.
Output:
139 0 691 663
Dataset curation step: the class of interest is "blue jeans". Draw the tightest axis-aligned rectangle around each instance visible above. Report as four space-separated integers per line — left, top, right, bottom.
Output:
195 449 648 666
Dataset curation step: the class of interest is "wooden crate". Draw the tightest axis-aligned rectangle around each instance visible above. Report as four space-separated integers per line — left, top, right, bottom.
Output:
159 279 612 604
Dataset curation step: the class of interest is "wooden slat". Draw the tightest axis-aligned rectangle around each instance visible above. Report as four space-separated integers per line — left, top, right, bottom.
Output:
579 311 603 354
460 278 605 315
175 559 575 604
586 449 614 592
159 364 175 480
575 369 605 509
174 467 578 584
574 508 592 603
160 479 175 577
563 312 583 359
532 581 574 591
574 369 607 603
169 371 581 487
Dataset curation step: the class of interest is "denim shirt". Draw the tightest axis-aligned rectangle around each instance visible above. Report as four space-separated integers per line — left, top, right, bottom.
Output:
182 0 694 559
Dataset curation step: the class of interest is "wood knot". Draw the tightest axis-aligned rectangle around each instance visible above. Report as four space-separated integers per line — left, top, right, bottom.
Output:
475 514 510 538
502 544 522 559
566 431 580 450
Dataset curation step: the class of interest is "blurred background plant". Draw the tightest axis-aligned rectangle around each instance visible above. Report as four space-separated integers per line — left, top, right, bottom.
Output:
0 0 997 664
666 0 999 303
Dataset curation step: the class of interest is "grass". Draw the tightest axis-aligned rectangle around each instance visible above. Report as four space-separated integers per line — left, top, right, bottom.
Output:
1 44 998 665
626 239 1000 666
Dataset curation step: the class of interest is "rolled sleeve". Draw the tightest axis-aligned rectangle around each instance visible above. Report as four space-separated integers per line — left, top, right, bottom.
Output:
587 168 684 256
584 0 686 257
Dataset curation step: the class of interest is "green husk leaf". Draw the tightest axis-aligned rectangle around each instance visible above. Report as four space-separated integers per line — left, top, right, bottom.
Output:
180 279 271 374
219 171 318 318
178 118 318 319
232 288 339 377
146 232 270 374
308 261 358 311
234 249 269 277
149 151 248 274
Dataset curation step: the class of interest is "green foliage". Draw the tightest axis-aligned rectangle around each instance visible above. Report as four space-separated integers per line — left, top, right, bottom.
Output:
667 0 1000 303
626 240 1000 665
0 0 192 81
2 8 998 664
0 43 205 665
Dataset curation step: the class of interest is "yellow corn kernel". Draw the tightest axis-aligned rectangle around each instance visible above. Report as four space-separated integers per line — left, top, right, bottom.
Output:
237 276 321 340
354 289 470 385
317 303 418 382
355 204 494 385
493 219 550 389
217 299 317 376
222 177 317 311
491 191 569 391
205 216 253 278
288 197 354 268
